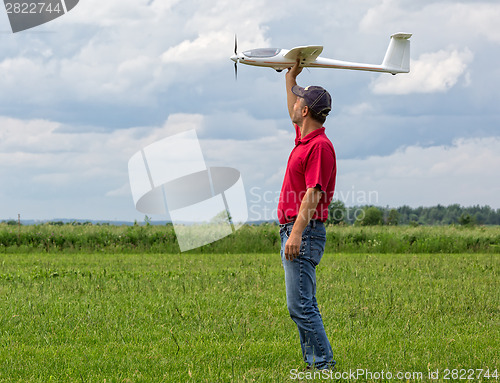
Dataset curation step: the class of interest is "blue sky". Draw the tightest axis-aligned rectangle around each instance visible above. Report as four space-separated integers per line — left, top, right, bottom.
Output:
1 0 499 222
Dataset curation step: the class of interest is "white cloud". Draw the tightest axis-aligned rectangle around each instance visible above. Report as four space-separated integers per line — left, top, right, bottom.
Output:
342 102 375 116
337 137 500 208
0 114 206 181
0 0 276 105
161 31 235 64
160 0 277 66
360 1 500 45
59 0 178 27
371 48 473 94
2 0 500 221
0 113 291 220
2 117 500 221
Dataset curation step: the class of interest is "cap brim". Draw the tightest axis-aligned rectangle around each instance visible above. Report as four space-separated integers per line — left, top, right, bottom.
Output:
291 85 306 97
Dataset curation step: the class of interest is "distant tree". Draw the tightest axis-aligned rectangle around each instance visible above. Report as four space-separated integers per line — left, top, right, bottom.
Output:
409 213 419 225
327 200 346 225
48 221 64 226
397 205 413 224
428 204 445 224
458 213 475 227
447 204 462 224
386 209 400 226
336 204 500 226
210 210 231 225
493 208 500 225
356 206 383 226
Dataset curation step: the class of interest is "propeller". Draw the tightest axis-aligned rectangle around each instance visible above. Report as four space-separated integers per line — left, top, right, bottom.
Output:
230 34 239 80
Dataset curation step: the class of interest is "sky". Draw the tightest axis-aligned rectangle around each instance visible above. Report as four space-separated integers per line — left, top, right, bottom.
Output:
1 0 499 222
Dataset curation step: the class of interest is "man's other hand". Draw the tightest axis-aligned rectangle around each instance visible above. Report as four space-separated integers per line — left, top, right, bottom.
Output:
284 231 302 261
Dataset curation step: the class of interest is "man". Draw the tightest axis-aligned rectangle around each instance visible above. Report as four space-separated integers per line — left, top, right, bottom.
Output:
277 59 336 370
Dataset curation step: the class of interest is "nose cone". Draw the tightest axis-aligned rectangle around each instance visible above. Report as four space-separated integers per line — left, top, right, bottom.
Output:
230 54 239 63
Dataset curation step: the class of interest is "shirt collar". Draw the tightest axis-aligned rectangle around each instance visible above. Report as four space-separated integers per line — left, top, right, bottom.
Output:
296 127 325 145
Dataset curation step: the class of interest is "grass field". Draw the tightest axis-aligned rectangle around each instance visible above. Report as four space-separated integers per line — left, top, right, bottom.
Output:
0 252 498 382
1 224 500 254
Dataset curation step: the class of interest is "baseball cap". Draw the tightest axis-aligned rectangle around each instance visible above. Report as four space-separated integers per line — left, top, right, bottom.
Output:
292 85 332 117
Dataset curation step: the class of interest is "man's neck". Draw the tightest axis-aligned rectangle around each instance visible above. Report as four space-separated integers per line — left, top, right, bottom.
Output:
299 119 323 139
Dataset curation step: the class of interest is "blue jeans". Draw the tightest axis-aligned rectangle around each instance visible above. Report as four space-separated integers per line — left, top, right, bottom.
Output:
280 220 335 370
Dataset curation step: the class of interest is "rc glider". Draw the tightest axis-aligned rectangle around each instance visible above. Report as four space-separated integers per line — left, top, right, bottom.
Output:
230 33 412 77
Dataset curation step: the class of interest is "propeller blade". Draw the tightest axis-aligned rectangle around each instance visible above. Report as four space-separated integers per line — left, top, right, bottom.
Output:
234 62 238 80
234 34 238 55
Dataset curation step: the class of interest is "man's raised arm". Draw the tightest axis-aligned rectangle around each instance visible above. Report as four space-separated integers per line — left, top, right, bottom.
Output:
285 59 303 120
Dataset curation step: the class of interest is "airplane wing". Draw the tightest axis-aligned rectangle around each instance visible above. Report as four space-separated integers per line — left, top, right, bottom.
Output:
284 46 323 62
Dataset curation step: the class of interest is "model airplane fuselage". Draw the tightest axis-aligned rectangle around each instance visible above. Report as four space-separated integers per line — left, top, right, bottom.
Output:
230 33 412 75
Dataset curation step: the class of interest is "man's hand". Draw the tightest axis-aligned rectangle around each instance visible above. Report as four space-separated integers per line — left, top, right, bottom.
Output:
286 58 303 79
284 231 302 261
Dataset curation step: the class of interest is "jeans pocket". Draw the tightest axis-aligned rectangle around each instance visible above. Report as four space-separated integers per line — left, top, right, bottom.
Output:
310 234 326 266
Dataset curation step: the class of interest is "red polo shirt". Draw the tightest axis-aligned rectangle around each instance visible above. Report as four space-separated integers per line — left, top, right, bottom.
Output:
277 124 336 224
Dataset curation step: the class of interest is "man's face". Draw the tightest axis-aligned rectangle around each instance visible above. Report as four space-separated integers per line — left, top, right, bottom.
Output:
292 97 307 126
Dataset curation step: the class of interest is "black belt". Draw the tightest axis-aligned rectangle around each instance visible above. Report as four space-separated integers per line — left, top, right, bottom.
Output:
279 219 323 229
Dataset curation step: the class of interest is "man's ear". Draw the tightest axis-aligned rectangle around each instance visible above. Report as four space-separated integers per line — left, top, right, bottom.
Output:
302 105 309 117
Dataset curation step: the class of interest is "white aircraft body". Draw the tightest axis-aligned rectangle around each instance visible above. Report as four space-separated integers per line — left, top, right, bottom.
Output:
230 33 412 76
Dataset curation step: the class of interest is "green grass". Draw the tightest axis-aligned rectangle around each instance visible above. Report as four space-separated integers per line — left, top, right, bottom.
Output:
0 252 498 382
1 223 500 254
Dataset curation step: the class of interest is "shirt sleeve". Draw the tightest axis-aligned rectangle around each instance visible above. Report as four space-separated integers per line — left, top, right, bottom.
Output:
304 143 335 192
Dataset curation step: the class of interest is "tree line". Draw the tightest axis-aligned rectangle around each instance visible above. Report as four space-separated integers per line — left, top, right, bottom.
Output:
328 202 500 226
3 203 499 227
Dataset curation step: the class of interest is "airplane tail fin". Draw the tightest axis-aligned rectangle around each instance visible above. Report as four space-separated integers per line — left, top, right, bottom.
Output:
381 32 412 73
